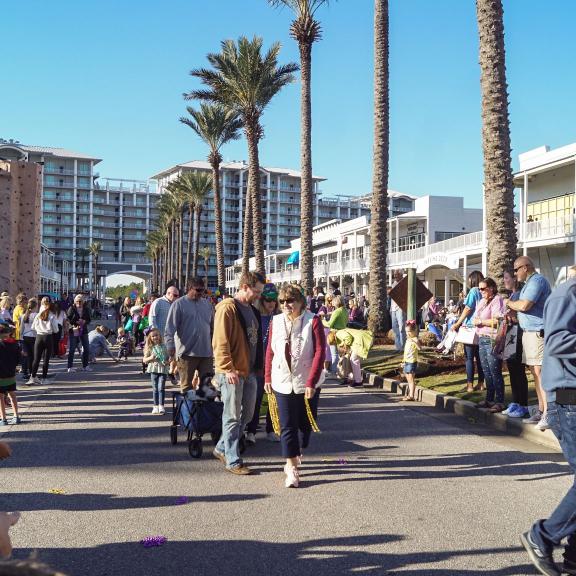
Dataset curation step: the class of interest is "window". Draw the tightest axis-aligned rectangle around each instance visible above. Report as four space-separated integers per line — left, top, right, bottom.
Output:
435 231 464 242
527 194 574 222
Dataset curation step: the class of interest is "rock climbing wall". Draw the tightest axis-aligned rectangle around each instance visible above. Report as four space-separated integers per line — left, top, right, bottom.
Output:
0 160 42 296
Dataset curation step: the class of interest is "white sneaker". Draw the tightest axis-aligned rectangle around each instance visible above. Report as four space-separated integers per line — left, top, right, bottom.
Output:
285 466 299 488
67 368 75 373
151 406 159 415
83 366 92 372
266 432 280 443
523 409 542 424
34 377 42 385
158 405 165 415
536 412 551 431
25 377 35 386
246 432 256 445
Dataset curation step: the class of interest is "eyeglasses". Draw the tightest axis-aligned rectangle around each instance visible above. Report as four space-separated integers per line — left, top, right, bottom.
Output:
513 265 526 273
479 287 488 292
278 298 295 305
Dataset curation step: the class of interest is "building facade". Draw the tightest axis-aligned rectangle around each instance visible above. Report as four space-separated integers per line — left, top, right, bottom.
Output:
151 160 415 287
0 158 42 296
0 139 158 294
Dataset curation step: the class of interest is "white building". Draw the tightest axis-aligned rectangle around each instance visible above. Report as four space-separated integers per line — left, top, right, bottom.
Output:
151 161 415 287
227 194 483 302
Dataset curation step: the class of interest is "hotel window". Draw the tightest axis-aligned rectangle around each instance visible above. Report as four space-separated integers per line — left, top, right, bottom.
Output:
527 194 574 221
435 231 464 242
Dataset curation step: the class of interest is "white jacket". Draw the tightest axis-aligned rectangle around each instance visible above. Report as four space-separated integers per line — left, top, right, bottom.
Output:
269 311 324 394
32 311 59 335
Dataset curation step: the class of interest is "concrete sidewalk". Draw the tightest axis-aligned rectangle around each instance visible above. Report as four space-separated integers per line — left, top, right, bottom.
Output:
0 356 571 575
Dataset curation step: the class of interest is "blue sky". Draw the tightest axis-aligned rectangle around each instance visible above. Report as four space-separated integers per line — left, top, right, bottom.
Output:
3 0 576 210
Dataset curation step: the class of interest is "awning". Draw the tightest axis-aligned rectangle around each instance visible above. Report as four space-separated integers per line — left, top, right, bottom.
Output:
287 251 300 265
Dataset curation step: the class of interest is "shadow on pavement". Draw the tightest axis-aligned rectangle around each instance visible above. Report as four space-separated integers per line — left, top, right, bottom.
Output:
10 535 534 576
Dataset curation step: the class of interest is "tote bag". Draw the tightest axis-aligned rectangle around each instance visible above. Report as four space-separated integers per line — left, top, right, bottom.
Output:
455 326 478 346
499 324 519 361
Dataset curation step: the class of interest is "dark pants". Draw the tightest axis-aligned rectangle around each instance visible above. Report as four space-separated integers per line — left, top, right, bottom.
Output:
532 402 576 561
275 389 321 458
150 373 166 406
32 334 53 378
507 358 528 406
22 336 36 377
247 375 273 435
478 336 505 404
464 343 484 385
68 332 89 369
52 325 62 357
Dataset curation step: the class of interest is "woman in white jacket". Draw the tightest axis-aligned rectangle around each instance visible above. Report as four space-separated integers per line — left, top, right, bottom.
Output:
29 298 58 385
264 284 325 488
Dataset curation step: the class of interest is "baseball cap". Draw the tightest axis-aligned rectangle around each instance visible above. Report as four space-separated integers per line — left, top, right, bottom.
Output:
262 283 278 300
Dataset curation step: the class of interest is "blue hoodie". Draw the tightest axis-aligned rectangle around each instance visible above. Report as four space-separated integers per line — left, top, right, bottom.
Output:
542 278 576 402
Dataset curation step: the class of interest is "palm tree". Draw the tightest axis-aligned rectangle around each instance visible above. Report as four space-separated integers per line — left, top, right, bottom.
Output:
269 0 329 295
476 0 516 284
368 0 390 335
199 245 212 288
75 247 89 291
146 230 165 292
157 192 181 285
180 103 242 291
89 241 102 301
187 36 299 275
169 172 212 281
165 179 189 288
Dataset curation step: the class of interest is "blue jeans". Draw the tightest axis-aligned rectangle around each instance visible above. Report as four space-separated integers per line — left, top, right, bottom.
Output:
478 336 504 403
329 344 339 373
391 308 406 351
532 402 576 560
464 343 484 386
150 373 166 406
215 373 257 468
67 332 89 369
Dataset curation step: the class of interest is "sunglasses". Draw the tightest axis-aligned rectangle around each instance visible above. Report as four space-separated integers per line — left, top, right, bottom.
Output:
193 287 205 293
479 287 489 292
278 298 295 305
513 265 526 273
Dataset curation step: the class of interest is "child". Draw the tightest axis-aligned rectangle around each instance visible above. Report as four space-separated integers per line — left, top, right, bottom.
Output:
0 323 21 425
142 328 169 415
116 327 130 361
403 320 421 401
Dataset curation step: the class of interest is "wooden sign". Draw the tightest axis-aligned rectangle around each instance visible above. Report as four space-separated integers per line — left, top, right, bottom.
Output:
389 275 433 313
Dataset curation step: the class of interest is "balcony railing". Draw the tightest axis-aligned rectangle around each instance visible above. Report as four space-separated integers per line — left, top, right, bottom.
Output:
521 215 574 242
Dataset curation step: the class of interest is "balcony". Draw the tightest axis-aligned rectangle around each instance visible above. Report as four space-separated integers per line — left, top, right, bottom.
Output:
44 167 75 176
520 215 574 244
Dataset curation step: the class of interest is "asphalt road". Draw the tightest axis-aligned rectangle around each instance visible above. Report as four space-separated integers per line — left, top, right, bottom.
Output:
0 354 571 576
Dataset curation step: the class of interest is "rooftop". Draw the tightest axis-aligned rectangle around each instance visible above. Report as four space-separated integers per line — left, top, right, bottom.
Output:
0 139 101 163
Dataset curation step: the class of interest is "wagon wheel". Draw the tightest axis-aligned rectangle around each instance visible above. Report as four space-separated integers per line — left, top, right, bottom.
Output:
188 438 203 459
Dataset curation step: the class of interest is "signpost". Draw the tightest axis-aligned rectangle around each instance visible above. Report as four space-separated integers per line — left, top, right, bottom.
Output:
388 269 433 322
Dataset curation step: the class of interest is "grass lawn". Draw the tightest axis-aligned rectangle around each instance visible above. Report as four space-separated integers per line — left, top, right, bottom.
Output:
363 345 538 406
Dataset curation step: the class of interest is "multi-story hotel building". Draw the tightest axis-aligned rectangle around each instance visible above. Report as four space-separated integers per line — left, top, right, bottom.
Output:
0 139 158 293
151 159 416 287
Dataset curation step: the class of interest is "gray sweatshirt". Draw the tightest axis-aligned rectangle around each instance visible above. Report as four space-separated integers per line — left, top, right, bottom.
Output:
164 296 214 358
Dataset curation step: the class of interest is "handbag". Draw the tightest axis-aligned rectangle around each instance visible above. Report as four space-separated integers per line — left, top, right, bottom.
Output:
491 318 507 357
455 326 479 345
124 318 133 331
499 323 519 361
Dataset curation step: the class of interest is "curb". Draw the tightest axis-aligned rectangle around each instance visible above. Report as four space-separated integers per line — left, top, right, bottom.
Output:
361 371 561 452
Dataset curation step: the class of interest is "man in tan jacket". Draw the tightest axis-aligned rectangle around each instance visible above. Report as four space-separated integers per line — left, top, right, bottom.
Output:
212 272 264 475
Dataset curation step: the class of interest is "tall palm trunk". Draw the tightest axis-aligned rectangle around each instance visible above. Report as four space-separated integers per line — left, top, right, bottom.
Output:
299 39 314 295
368 0 390 335
246 124 265 275
242 176 252 275
185 204 193 285
211 157 226 290
93 257 99 300
177 216 183 289
192 207 203 277
171 220 177 282
476 0 516 285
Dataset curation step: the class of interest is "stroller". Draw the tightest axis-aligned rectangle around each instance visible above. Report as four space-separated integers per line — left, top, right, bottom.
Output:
170 374 223 459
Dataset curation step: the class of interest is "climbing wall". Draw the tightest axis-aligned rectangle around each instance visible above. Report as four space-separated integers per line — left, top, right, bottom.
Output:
0 160 42 295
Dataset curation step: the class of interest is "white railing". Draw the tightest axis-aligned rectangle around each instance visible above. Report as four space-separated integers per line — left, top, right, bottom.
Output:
388 231 484 266
521 215 574 242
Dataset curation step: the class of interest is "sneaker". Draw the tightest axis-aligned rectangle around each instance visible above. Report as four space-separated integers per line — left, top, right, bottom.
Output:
33 377 42 385
212 449 226 465
0 419 8 426
83 366 92 372
348 382 362 388
151 406 159 415
536 412 551 431
502 402 518 415
285 466 299 488
67 368 75 373
246 432 256 445
158 405 165 415
523 409 543 424
267 432 280 443
226 464 252 475
8 416 21 425
508 406 530 419
520 531 561 576
25 377 35 386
